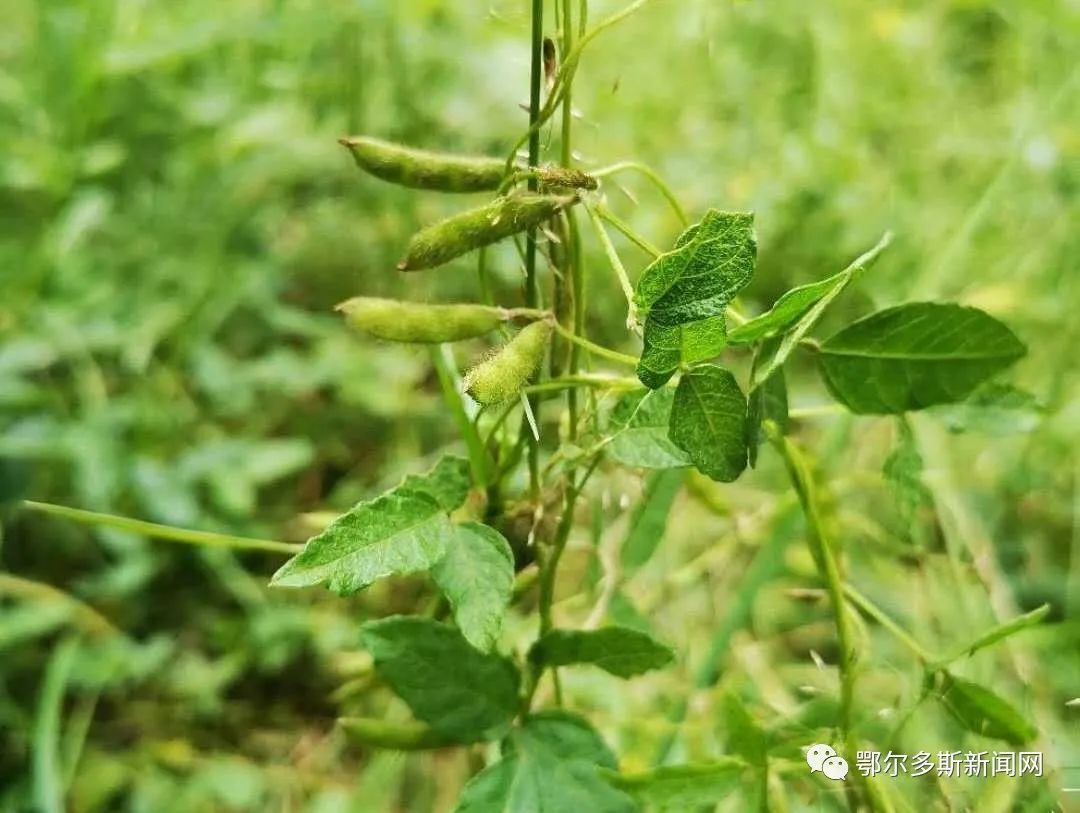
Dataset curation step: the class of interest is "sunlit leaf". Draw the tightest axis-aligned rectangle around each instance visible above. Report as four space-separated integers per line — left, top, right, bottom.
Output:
606 389 691 469
431 523 514 652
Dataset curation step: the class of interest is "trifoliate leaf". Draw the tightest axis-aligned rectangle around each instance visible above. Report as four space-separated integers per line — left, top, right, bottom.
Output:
454 711 637 813
602 760 746 810
669 364 748 482
431 523 514 652
634 211 755 327
360 616 519 743
819 303 1026 414
606 389 692 469
636 313 726 390
271 456 469 594
529 626 674 678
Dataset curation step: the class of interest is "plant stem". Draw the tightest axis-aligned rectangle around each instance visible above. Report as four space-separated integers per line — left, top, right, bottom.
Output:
591 161 688 225
0 572 118 637
596 204 661 257
522 0 545 503
431 344 492 487
843 582 935 663
20 500 301 555
550 320 638 367
763 426 856 743
561 0 583 441
523 374 640 395
583 202 638 329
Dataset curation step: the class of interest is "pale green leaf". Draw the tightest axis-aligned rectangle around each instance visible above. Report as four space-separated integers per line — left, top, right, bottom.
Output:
431 523 514 652
728 272 846 345
602 759 746 810
933 671 1036 746
636 314 726 389
529 626 674 678
270 456 469 594
669 364 748 482
359 616 519 743
819 303 1026 414
620 469 685 572
883 417 931 529
606 389 691 469
930 383 1043 435
454 711 636 813
634 211 755 326
401 454 472 512
750 232 892 388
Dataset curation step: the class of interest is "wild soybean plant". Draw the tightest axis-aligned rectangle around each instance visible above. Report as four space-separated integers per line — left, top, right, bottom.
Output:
260 6 1038 813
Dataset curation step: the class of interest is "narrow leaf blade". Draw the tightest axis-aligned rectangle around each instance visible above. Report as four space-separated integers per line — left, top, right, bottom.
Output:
934 671 1037 746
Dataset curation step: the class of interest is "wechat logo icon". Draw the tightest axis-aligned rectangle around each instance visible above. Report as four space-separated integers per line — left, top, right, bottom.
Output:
807 743 849 781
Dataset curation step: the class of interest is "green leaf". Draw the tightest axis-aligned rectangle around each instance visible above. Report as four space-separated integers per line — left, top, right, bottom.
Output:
454 711 636 813
606 389 692 469
819 303 1026 414
529 626 674 678
939 604 1050 665
636 314 726 390
746 337 789 468
602 760 746 810
728 272 847 345
359 616 519 743
271 456 469 594
634 211 755 326
720 694 768 766
669 364 748 482
750 232 892 388
430 523 514 652
401 455 472 512
933 671 1037 746
620 469 685 572
930 383 1044 435
883 417 931 529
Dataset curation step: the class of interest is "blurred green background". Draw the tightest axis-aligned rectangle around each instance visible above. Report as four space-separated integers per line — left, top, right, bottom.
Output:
2 0 1078 810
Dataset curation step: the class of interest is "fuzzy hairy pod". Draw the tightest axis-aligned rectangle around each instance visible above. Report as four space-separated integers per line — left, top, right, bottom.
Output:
464 320 553 404
339 136 505 193
337 297 507 343
398 193 577 271
535 166 599 191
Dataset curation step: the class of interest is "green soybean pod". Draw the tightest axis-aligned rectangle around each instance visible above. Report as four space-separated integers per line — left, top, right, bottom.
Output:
336 297 508 343
398 193 577 271
339 137 505 193
464 320 553 404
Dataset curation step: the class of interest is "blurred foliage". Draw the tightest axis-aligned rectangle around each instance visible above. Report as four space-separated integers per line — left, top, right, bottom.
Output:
1 0 1078 810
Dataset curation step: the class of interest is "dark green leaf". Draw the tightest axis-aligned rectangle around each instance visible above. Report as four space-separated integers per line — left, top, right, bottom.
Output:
746 337 789 468
271 456 469 594
620 469 685 572
669 364 748 482
401 455 472 512
636 314 726 390
728 272 846 345
634 211 755 326
883 418 931 528
602 760 746 810
360 616 519 743
430 523 514 652
930 383 1043 435
606 389 692 469
454 711 636 813
933 671 1037 745
529 626 674 678
819 303 1026 414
